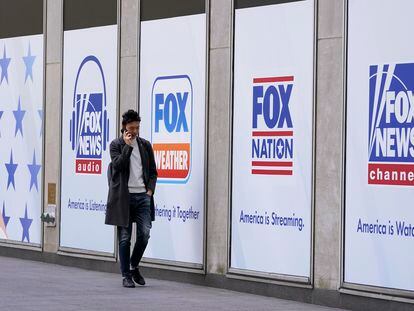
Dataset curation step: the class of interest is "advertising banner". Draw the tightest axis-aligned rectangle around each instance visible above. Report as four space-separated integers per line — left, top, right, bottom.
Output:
345 0 414 291
0 35 43 244
139 14 206 264
60 25 117 253
231 1 314 277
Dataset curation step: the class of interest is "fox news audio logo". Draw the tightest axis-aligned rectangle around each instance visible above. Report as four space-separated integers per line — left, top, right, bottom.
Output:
368 63 414 186
151 75 192 183
251 76 294 175
70 56 109 174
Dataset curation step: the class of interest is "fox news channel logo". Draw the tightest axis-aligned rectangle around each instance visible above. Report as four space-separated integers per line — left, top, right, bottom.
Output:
151 75 192 184
70 55 109 175
368 63 414 186
251 76 294 175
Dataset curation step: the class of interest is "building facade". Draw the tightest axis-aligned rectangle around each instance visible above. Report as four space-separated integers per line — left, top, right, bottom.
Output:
0 0 413 310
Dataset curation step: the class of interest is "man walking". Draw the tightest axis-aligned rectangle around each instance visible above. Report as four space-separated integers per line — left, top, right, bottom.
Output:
105 109 157 288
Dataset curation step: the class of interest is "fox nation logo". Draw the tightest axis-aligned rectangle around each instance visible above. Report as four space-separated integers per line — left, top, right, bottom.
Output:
69 56 109 174
368 63 414 186
151 75 192 183
251 76 294 176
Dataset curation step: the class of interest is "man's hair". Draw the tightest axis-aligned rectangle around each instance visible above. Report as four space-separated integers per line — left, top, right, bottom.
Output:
121 109 141 126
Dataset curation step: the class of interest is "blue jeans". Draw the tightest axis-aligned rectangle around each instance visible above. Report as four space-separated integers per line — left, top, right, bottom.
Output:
117 192 152 277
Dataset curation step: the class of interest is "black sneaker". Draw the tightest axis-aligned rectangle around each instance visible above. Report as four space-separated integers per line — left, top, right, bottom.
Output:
132 268 145 285
122 277 135 288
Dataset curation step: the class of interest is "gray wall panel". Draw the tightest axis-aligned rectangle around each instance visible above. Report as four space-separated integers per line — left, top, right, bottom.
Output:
141 0 205 21
0 0 43 38
235 0 304 9
64 0 117 30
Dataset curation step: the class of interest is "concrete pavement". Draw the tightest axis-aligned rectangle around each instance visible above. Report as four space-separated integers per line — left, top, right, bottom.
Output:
0 256 347 311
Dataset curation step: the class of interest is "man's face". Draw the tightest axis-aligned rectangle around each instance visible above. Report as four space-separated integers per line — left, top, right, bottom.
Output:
125 121 140 139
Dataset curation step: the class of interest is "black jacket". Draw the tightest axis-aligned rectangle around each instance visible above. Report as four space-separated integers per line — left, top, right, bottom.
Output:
105 136 157 227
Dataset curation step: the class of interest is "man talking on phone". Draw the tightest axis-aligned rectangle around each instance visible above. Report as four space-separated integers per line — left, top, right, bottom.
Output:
105 109 157 288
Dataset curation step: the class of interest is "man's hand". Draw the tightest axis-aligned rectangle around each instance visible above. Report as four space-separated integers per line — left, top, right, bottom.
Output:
146 189 153 196
123 130 133 146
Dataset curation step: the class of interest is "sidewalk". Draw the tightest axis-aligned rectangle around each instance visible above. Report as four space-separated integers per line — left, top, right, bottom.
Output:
0 256 347 311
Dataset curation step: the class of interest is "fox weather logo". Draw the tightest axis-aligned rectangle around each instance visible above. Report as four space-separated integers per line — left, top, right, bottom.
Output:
368 63 414 186
151 75 193 184
69 56 109 175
